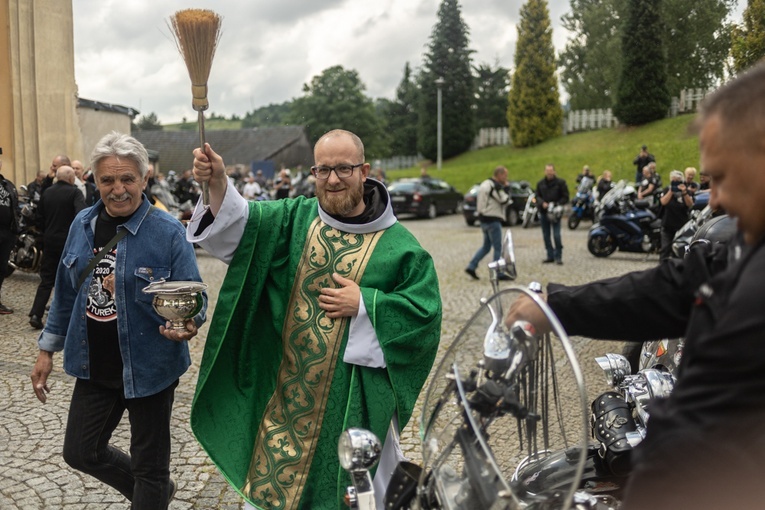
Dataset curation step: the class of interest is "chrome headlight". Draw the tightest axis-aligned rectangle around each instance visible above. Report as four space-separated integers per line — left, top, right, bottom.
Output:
337 428 381 473
595 353 632 386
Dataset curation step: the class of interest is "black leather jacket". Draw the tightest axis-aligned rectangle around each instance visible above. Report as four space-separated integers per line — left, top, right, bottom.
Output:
548 236 765 508
0 174 19 234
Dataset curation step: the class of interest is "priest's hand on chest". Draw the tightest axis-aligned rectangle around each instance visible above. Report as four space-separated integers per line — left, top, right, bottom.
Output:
318 272 360 319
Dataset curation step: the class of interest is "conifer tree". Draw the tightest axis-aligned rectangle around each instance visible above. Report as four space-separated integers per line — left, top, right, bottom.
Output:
507 0 563 147
613 0 671 125
417 0 475 161
387 63 420 156
474 63 511 129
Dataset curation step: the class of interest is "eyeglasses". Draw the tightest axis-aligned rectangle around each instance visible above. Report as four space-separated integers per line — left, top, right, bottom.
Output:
310 163 364 180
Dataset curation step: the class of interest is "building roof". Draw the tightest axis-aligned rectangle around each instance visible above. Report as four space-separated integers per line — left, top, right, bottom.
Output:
78 97 139 117
132 125 310 173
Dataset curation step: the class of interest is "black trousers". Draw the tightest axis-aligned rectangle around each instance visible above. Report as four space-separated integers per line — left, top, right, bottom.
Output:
29 242 63 318
0 228 14 297
63 378 178 509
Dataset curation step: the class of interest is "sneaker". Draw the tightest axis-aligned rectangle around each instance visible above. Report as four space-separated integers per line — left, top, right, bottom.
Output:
0 303 13 314
555 259 563 265
542 258 555 264
29 314 43 330
465 268 479 280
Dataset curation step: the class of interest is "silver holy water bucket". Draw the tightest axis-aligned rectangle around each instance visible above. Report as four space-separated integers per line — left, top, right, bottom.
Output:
141 279 207 331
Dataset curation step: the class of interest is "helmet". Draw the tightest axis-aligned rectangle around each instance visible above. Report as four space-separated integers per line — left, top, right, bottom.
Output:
547 205 564 224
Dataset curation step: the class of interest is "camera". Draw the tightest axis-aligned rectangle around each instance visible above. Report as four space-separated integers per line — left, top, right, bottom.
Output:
671 181 681 192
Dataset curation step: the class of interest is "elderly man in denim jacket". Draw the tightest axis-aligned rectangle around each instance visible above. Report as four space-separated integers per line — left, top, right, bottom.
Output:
30 132 206 509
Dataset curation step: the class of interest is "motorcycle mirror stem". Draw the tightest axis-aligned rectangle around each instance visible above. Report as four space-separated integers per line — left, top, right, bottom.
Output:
488 230 517 293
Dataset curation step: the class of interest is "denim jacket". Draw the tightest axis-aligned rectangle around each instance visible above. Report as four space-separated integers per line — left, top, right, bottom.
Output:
38 195 207 398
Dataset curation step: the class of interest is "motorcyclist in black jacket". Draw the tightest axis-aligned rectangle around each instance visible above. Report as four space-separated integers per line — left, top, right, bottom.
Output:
507 62 765 510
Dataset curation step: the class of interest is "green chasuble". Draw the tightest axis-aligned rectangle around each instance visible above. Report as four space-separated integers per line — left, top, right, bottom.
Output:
191 196 442 510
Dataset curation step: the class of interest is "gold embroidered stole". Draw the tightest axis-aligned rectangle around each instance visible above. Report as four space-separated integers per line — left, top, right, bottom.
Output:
243 217 383 509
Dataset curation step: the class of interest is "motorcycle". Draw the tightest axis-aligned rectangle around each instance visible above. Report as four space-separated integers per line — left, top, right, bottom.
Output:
339 231 614 510
670 190 713 258
587 181 661 258
339 217 740 510
521 192 539 229
150 184 193 224
6 185 43 276
568 177 595 230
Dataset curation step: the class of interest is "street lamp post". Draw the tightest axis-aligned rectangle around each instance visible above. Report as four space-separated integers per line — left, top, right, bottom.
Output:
435 77 445 172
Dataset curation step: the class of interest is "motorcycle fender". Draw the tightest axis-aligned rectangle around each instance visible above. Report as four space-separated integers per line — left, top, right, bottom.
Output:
589 223 609 237
515 444 623 495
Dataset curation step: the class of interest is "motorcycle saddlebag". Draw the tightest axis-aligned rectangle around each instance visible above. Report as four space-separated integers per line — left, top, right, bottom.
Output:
591 391 637 476
384 461 422 509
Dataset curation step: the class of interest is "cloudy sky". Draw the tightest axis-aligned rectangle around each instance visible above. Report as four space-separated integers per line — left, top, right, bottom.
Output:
71 0 744 124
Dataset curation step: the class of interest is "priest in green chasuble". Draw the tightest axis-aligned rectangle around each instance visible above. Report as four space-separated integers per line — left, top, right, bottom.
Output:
187 129 442 510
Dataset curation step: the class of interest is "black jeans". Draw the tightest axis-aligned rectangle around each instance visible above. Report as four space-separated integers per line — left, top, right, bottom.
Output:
0 228 14 297
63 378 178 509
29 242 63 318
540 213 563 261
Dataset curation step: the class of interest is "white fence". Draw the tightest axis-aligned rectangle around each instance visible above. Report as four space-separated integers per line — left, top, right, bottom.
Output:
470 88 715 148
564 87 714 134
377 155 421 170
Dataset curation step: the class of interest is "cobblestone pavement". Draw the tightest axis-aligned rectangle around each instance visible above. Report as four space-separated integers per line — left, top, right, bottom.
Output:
0 213 657 509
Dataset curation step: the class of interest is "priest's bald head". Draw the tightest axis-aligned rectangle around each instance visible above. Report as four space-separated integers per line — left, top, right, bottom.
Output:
312 130 371 217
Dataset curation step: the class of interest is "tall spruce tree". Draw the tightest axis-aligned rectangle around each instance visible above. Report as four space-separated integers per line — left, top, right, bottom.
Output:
474 63 511 128
387 63 420 156
417 0 475 161
507 0 563 147
613 0 671 125
731 0 765 73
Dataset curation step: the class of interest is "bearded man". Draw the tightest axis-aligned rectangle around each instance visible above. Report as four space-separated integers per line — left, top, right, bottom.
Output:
187 129 442 510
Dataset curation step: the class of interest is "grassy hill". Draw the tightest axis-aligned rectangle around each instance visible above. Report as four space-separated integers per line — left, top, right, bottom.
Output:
162 114 702 194
388 114 702 193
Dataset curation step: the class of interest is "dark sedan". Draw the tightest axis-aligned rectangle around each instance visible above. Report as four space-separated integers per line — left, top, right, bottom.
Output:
387 177 464 219
462 180 532 226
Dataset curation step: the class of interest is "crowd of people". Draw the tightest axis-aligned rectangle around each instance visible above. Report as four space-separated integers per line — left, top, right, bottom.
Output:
0 61 761 510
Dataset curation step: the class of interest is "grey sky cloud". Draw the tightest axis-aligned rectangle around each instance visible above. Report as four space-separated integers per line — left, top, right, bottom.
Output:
71 0 573 123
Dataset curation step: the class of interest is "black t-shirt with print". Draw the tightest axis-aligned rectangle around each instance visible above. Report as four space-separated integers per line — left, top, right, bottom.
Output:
87 209 131 387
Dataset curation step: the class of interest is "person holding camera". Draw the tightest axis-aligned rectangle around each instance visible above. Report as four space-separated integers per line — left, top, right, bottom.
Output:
658 170 693 260
465 166 512 279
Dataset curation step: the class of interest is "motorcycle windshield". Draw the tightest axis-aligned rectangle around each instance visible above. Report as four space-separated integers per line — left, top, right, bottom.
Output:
577 176 594 193
419 287 589 510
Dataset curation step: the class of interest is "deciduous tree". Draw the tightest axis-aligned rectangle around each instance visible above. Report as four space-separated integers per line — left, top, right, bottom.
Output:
287 65 387 159
558 0 624 109
662 0 735 96
731 0 765 73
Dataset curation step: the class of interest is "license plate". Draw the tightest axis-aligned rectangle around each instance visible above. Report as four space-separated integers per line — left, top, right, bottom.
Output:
392 196 407 202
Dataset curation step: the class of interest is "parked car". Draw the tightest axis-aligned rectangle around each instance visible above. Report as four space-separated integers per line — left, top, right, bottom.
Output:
387 177 464 219
462 180 532 226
